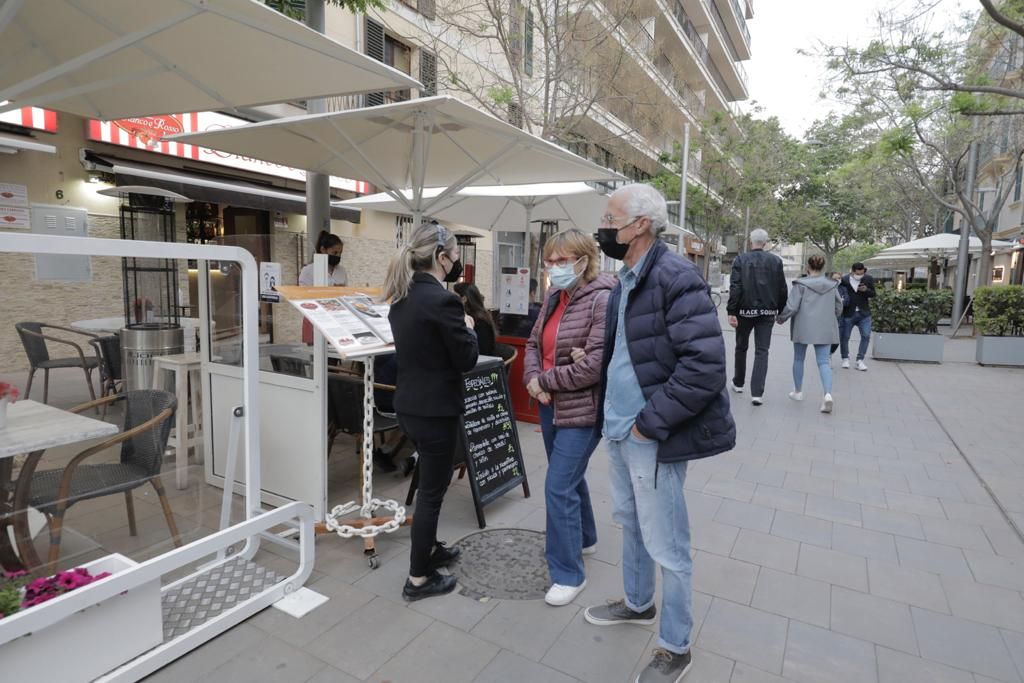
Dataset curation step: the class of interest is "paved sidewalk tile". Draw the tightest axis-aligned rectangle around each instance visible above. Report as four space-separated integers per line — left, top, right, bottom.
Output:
830 586 918 655
752 485 807 514
731 662 799 683
911 607 1021 682
940 576 1024 633
471 599 578 661
731 528 800 573
714 499 776 533
693 550 761 604
770 509 832 547
866 559 950 613
782 621 878 683
541 612 652 683
473 650 578 683
368 621 499 683
921 517 996 553
963 550 1024 592
797 544 868 592
861 506 926 539
876 646 974 683
894 536 973 578
831 523 899 563
805 494 863 527
697 597 789 674
751 567 830 627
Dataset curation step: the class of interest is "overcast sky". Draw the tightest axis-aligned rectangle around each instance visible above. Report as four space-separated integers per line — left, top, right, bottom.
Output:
743 0 975 139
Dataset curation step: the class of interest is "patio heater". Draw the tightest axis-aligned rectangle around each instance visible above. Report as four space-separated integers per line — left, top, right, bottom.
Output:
101 186 193 390
455 232 478 284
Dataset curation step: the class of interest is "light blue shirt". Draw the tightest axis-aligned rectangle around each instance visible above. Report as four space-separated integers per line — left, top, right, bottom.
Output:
603 249 651 441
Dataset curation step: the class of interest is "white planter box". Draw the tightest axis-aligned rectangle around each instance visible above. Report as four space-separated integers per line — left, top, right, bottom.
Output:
0 553 162 683
872 332 944 363
976 336 1024 367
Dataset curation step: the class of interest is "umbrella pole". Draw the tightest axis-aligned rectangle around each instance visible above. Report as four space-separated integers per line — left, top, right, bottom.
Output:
305 0 331 253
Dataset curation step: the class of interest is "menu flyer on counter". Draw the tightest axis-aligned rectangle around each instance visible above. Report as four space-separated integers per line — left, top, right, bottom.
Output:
289 295 393 356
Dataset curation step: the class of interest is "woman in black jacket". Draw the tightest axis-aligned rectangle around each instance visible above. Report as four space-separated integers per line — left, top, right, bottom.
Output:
384 222 479 601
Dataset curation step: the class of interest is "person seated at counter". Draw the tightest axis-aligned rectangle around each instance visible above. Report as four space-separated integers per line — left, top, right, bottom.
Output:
299 230 348 286
454 282 496 356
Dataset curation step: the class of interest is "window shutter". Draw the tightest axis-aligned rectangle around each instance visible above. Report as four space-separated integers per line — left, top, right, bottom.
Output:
420 50 437 97
365 18 386 107
507 102 523 129
524 9 534 77
419 0 436 20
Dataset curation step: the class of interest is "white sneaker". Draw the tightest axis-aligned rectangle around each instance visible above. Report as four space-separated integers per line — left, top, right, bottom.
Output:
545 581 586 606
751 396 764 406
821 393 833 413
857 360 868 371
582 544 597 556
841 358 850 369
730 382 744 394
788 391 804 401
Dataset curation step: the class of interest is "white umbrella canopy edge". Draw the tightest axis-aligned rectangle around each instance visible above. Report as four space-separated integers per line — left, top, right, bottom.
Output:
0 0 420 119
169 96 624 225
877 233 1013 256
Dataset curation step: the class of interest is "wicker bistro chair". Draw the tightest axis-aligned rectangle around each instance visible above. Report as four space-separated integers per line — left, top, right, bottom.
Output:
15 322 100 404
88 335 124 400
15 390 182 568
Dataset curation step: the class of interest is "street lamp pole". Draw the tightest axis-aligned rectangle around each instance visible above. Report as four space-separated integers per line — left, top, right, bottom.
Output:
952 137 979 327
678 122 690 255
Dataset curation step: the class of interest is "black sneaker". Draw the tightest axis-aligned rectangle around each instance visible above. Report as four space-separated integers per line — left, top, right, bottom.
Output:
402 572 457 602
637 649 692 683
584 599 657 626
427 542 461 571
373 449 398 472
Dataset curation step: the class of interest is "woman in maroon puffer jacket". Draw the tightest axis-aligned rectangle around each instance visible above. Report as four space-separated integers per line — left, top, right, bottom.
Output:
524 228 615 607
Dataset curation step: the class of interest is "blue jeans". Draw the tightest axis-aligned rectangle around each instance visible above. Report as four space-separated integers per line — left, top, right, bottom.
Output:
539 404 599 586
793 343 832 394
839 312 871 360
608 434 692 654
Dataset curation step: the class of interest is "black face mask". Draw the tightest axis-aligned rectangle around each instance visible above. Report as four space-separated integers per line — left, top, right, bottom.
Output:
327 254 341 267
441 254 464 283
596 228 629 260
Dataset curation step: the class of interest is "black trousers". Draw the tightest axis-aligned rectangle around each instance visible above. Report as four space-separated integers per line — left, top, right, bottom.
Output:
398 413 460 577
733 315 776 398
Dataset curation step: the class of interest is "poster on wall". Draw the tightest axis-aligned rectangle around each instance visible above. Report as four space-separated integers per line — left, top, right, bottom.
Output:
0 182 30 228
260 262 283 303
498 267 530 315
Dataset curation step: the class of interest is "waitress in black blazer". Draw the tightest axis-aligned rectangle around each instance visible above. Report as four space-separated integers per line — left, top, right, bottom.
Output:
384 222 479 601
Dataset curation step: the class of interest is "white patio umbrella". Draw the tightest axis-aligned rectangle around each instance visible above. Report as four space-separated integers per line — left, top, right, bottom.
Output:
875 234 1012 258
0 0 419 119
170 96 624 248
336 181 608 234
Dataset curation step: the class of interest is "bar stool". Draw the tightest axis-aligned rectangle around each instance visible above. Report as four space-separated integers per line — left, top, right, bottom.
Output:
151 352 203 489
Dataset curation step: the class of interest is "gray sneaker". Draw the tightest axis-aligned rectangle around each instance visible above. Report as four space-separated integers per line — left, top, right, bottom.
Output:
637 649 692 683
584 599 657 626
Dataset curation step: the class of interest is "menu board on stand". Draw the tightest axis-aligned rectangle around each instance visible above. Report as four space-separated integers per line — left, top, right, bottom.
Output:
457 357 530 527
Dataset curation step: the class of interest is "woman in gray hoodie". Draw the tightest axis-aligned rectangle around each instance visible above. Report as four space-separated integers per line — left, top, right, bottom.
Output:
776 255 843 413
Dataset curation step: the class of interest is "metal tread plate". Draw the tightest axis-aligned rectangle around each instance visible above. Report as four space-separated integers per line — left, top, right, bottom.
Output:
161 557 282 641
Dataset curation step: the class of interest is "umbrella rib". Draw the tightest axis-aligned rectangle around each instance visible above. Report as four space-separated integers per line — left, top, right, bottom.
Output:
0 6 200 102
422 140 523 212
0 0 23 36
317 117 415 212
4 67 167 117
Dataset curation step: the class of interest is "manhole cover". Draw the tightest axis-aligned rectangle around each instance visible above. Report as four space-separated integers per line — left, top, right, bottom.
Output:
451 528 549 600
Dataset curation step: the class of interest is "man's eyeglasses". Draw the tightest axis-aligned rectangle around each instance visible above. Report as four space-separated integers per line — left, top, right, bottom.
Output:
600 214 640 228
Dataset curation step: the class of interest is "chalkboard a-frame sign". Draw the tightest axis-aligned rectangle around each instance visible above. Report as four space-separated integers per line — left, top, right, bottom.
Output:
459 358 530 527
404 358 530 528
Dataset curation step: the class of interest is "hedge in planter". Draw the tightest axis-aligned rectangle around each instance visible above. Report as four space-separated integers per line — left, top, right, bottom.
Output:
873 288 953 335
872 288 952 362
973 285 1024 366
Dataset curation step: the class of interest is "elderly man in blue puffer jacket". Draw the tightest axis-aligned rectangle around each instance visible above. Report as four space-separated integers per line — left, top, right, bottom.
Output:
583 183 736 683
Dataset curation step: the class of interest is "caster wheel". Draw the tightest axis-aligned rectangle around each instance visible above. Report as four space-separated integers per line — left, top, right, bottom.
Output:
367 555 380 569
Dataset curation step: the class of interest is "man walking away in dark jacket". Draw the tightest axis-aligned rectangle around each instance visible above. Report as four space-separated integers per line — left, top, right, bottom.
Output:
838 262 876 371
585 183 737 683
726 229 788 405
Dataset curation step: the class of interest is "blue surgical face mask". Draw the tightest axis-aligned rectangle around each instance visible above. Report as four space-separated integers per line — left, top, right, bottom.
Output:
547 258 583 290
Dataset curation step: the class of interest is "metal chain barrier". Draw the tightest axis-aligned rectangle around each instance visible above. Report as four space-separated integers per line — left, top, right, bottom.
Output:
325 358 407 538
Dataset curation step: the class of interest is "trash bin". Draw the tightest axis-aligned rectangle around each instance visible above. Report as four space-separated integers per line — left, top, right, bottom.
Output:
120 326 184 391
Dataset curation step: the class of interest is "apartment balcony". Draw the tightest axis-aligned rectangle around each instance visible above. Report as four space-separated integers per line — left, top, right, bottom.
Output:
587 2 707 127
660 0 749 102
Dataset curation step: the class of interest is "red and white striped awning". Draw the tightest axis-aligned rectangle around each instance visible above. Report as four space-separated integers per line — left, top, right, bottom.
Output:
0 106 58 132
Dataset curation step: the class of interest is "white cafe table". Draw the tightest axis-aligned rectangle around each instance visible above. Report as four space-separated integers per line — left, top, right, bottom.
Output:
0 400 119 569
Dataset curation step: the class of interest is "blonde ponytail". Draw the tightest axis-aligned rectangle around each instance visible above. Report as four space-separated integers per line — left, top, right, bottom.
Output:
382 222 457 303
